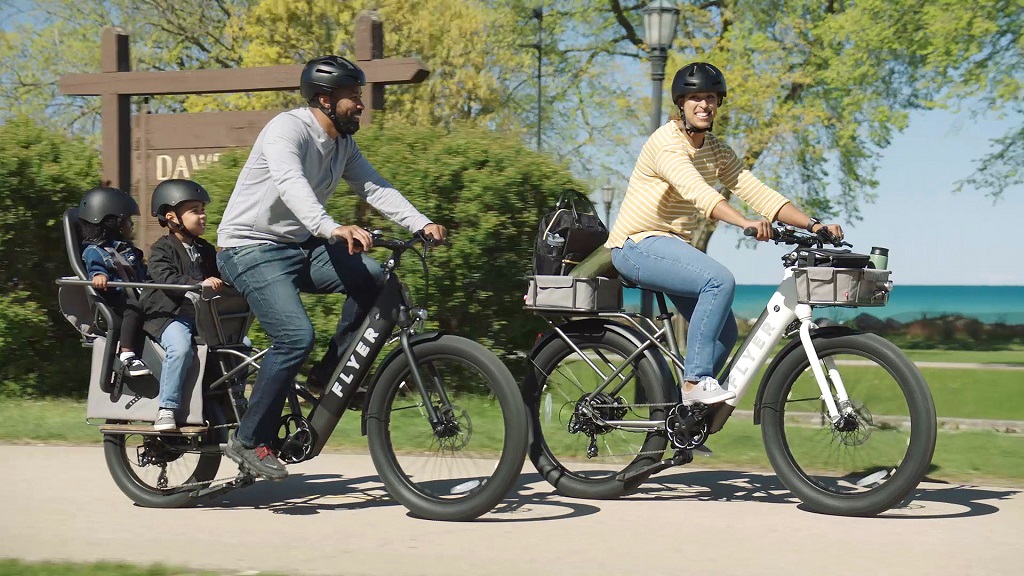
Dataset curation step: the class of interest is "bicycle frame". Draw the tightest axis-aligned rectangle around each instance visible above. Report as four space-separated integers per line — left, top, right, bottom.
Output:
539 267 853 434
304 242 444 457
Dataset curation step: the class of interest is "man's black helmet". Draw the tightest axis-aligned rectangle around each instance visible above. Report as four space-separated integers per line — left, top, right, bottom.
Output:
300 55 366 101
78 186 139 224
151 179 211 220
671 62 727 105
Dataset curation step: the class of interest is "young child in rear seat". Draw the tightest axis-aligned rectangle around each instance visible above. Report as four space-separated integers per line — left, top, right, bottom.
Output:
78 186 151 378
142 179 223 431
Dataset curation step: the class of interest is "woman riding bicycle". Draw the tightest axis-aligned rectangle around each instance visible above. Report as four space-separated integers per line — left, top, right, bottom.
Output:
607 62 843 405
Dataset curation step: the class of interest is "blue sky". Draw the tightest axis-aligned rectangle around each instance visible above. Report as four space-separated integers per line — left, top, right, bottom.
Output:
609 108 1022 286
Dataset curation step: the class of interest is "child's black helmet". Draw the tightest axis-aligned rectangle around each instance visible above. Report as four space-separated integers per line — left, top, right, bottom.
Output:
78 186 139 224
300 55 366 101
671 62 728 105
151 179 211 220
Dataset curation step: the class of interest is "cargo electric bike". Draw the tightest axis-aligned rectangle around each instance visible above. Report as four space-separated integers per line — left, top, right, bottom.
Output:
57 211 527 521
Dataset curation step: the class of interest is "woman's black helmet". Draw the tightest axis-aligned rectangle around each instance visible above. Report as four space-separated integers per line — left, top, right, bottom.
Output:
151 179 211 221
78 186 139 224
300 55 366 101
671 62 728 105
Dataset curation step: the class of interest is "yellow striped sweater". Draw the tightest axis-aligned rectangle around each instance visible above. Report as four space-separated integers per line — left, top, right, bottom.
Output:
606 121 790 249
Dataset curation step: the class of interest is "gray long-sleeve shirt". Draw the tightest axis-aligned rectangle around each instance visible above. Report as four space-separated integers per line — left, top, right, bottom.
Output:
217 108 432 248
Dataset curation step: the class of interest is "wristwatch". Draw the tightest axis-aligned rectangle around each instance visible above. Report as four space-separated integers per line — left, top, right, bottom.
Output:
805 217 821 232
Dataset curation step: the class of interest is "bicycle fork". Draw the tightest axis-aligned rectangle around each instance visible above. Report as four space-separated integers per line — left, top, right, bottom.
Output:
794 304 854 425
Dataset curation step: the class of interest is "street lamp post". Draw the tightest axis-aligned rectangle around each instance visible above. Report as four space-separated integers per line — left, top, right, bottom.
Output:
601 183 615 225
521 7 543 151
639 0 680 319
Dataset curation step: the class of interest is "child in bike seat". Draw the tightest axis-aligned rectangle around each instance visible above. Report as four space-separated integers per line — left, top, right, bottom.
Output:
142 179 223 431
78 186 151 378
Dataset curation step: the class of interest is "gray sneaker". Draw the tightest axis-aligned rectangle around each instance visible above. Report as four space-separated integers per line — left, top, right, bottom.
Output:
224 431 288 481
153 408 177 431
682 376 736 406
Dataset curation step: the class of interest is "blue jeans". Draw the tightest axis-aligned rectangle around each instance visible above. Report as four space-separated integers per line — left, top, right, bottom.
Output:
216 240 384 447
157 318 195 410
611 236 738 381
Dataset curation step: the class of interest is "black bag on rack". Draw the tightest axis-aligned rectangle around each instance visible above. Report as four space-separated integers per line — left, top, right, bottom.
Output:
533 189 609 275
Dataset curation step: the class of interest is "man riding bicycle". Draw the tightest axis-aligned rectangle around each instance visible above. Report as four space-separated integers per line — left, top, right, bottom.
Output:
606 62 843 406
216 55 447 480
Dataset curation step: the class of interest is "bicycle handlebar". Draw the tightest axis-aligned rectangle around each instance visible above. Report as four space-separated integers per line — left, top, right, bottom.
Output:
328 229 450 251
743 225 851 248
56 278 203 292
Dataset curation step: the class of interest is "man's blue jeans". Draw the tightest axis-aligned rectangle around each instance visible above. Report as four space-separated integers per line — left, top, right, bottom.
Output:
217 240 384 447
157 318 195 410
611 236 738 381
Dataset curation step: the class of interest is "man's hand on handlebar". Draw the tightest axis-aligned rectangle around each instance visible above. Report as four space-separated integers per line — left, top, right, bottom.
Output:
421 223 448 246
91 273 109 290
331 225 375 254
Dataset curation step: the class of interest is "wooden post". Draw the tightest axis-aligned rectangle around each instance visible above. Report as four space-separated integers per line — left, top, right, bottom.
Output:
355 11 385 128
101 28 131 192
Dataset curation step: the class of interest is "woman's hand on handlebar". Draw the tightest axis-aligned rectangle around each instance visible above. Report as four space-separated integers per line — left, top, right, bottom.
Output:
331 225 374 254
816 223 845 242
91 273 109 290
741 219 773 241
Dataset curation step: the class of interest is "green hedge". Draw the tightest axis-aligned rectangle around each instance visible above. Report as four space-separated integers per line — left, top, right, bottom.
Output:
0 118 577 396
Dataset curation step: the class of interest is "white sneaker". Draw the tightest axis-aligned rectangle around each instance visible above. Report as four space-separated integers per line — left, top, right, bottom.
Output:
682 376 735 406
153 408 177 431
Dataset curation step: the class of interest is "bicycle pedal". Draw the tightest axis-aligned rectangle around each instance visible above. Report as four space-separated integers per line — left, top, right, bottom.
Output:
692 444 714 457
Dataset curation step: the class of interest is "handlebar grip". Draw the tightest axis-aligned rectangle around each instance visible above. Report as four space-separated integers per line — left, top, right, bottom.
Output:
743 227 757 237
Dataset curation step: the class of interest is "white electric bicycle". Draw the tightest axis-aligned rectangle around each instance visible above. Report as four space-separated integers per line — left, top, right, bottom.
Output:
522 225 937 516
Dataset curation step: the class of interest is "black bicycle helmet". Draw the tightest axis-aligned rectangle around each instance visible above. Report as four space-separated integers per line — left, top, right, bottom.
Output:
671 62 728 105
300 55 366 101
78 186 139 224
151 179 211 220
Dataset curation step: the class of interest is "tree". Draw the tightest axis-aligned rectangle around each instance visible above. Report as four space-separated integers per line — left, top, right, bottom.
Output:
509 0 1023 249
0 116 101 396
195 124 579 356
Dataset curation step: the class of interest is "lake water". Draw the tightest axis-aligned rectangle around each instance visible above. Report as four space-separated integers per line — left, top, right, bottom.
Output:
622 285 1024 324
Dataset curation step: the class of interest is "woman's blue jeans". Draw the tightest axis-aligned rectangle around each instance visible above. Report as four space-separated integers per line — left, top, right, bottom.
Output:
611 236 738 381
157 318 195 411
217 240 384 447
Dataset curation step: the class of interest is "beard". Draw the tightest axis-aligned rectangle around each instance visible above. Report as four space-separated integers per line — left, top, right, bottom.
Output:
333 114 361 136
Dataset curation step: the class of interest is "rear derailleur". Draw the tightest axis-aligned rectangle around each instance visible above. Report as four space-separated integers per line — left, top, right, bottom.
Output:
567 393 628 458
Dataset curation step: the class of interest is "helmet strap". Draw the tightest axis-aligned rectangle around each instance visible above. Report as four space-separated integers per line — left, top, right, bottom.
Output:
164 210 198 241
679 106 712 134
315 94 359 137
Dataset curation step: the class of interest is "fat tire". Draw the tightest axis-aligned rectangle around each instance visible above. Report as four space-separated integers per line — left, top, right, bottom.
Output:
365 335 528 521
760 331 937 516
103 425 221 508
523 327 671 499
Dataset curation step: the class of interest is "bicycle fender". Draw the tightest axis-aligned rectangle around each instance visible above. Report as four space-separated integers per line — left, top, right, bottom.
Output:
360 331 447 436
751 325 860 425
524 318 675 399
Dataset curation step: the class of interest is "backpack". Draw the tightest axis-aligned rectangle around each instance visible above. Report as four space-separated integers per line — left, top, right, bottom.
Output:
533 190 609 276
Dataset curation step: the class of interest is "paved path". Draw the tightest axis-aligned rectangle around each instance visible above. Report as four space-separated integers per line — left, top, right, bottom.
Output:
1 445 1021 575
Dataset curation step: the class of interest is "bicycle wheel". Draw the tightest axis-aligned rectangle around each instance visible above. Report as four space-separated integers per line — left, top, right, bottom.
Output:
523 326 671 499
759 330 936 516
365 335 528 521
103 425 221 508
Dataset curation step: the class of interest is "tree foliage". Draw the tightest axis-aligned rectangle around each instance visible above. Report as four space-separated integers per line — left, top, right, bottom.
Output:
0 116 101 396
195 124 577 358
1 0 1017 241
